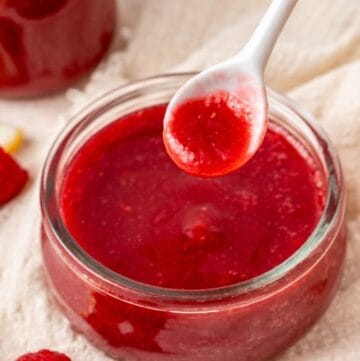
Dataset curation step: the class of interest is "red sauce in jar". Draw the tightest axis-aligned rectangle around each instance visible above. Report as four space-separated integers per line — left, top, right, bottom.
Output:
61 104 325 290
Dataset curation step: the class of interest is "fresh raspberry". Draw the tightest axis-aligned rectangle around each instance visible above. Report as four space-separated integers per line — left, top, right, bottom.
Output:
16 349 71 361
0 146 28 206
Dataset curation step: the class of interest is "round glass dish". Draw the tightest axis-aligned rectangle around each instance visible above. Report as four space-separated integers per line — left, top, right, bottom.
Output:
0 0 116 97
40 73 346 361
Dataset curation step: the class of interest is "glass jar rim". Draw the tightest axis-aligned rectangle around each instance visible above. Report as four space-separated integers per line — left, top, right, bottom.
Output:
40 72 345 302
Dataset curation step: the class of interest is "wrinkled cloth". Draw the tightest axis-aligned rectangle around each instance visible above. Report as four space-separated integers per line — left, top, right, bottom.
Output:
1 1 360 360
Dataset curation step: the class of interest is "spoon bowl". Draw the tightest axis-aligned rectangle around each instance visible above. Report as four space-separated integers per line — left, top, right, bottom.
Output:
163 61 268 176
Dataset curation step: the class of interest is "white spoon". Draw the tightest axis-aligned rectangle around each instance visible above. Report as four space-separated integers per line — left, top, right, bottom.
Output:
163 0 298 177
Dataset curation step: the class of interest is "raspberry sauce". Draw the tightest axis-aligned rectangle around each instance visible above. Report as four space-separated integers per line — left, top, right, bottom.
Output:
163 91 253 177
61 104 325 290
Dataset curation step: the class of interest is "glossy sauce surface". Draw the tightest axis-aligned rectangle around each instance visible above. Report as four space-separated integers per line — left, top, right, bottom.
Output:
163 91 252 177
61 105 325 290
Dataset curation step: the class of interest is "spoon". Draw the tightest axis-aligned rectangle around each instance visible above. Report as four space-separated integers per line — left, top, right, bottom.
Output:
163 0 298 177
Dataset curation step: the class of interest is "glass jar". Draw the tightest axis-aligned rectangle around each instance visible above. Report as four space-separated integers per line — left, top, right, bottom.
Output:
0 0 116 97
40 73 346 361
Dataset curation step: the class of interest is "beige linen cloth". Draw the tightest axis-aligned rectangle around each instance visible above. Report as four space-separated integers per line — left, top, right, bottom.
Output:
1 0 360 360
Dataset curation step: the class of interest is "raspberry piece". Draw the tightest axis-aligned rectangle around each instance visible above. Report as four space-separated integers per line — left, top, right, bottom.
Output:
16 349 71 361
0 147 28 206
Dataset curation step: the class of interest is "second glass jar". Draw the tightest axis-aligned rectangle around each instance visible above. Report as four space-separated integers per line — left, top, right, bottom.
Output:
0 0 116 97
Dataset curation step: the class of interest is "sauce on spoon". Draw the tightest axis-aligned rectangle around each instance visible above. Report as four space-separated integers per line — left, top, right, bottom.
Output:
163 90 253 177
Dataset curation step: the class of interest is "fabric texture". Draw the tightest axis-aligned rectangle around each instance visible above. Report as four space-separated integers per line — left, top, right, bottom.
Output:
1 0 360 360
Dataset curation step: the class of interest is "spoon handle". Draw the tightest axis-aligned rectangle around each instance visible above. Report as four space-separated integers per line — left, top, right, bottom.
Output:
241 0 298 71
